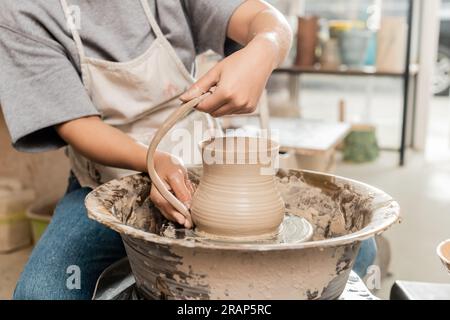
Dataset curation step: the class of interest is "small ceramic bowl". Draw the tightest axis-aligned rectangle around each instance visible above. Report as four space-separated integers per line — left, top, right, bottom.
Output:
437 239 450 274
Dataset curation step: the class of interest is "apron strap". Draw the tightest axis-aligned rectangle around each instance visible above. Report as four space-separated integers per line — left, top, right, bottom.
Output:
60 0 86 62
139 0 165 39
60 0 166 61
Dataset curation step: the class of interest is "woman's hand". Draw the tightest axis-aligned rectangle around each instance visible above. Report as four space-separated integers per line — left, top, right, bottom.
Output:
181 37 276 118
180 1 292 117
56 117 195 228
150 151 195 229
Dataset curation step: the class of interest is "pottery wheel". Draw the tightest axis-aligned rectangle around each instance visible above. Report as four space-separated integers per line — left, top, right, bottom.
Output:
159 214 314 245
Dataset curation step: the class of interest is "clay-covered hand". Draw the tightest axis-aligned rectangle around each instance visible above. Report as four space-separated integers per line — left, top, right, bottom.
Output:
180 0 292 117
180 39 275 118
150 151 195 228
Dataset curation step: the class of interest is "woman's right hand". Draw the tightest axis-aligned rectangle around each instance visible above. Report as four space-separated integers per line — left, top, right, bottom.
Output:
55 117 194 228
150 151 195 229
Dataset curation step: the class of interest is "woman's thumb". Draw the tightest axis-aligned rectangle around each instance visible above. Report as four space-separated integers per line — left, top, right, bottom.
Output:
168 173 192 209
180 66 220 101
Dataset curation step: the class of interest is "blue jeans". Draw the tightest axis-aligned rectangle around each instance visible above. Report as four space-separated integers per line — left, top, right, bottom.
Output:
354 238 377 279
13 174 376 299
13 174 126 300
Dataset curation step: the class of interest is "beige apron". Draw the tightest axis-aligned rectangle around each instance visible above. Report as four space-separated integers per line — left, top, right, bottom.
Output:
60 0 210 188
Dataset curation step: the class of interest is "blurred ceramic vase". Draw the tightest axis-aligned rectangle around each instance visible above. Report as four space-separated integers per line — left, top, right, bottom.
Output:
295 16 319 67
338 29 372 68
320 39 341 69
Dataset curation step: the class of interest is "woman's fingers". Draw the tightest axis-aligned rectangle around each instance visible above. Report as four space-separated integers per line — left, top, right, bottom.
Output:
209 103 237 118
150 186 186 226
167 171 192 208
151 152 195 229
180 66 220 102
150 168 194 229
186 178 196 195
195 82 257 116
167 172 194 229
181 60 258 116
196 87 230 114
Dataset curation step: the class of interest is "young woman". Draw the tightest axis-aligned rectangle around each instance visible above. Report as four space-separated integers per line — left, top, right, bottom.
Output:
0 0 375 299
0 0 292 299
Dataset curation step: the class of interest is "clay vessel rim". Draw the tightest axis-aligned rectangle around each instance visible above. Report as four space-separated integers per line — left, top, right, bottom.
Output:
85 168 401 252
437 239 450 264
200 136 280 155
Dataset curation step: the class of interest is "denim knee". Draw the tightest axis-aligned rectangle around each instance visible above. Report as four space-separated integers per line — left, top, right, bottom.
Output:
13 265 91 300
13 273 38 300
13 186 125 300
353 238 378 278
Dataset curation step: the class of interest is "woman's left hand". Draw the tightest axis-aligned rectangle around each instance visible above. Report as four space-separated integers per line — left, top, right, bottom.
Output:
180 37 276 118
180 0 292 117
150 151 195 229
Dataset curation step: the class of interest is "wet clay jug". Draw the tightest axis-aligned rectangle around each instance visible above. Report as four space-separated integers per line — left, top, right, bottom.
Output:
147 92 285 240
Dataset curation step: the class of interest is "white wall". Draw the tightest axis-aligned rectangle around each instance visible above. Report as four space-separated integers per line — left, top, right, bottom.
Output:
413 0 441 150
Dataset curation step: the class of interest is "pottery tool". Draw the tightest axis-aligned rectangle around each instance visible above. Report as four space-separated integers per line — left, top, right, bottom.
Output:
146 91 213 219
146 90 316 241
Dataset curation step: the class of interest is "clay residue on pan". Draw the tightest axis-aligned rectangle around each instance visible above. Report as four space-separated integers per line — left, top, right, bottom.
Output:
90 175 162 233
276 170 373 240
85 170 391 300
159 214 313 245
170 244 355 300
100 169 372 241
189 168 372 241
122 235 210 300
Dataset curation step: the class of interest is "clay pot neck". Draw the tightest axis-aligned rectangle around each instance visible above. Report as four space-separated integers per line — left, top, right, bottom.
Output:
202 163 274 179
200 136 279 168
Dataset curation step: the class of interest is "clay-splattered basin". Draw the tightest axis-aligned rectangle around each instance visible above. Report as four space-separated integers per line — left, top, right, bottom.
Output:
437 240 450 273
85 168 400 300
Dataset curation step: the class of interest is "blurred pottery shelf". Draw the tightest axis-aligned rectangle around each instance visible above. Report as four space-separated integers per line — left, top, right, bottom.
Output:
275 64 419 77
264 117 351 173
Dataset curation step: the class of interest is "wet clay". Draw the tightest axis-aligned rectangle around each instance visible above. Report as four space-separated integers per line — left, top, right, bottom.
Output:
161 214 313 245
146 93 288 240
275 171 372 240
191 137 285 240
98 168 372 243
